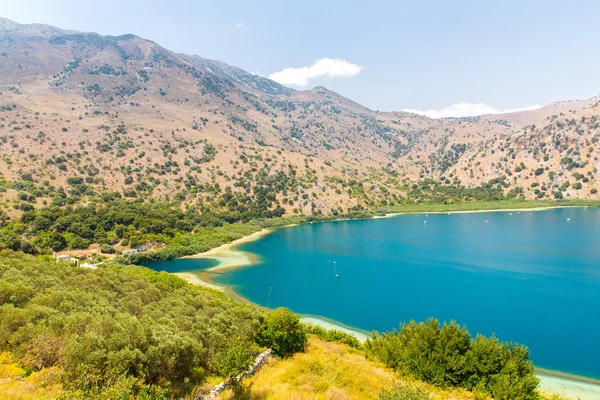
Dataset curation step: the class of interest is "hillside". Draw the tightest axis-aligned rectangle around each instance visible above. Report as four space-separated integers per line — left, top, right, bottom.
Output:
0 17 598 223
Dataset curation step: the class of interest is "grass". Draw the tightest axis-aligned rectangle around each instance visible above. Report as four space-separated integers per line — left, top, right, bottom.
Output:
227 336 395 399
0 352 62 400
383 199 600 214
220 336 481 400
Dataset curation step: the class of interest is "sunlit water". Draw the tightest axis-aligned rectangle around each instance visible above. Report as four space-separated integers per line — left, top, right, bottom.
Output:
148 208 600 379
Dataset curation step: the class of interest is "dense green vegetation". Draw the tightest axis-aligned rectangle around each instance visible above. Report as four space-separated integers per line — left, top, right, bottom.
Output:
366 319 539 399
256 308 307 358
0 251 264 397
0 190 376 262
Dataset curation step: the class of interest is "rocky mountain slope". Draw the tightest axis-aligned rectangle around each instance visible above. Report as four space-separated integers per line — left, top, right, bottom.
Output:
0 17 598 217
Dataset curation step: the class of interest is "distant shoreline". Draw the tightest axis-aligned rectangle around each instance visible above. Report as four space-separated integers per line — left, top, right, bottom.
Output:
375 204 588 219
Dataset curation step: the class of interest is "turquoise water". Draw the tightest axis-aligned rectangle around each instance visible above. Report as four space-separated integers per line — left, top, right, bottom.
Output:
149 208 600 379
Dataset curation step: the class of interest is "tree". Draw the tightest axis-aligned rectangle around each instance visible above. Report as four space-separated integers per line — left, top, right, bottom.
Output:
213 338 258 378
100 244 115 254
256 307 306 357
365 318 539 399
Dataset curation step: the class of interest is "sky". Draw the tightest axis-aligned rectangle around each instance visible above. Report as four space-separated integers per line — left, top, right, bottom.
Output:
2 0 600 117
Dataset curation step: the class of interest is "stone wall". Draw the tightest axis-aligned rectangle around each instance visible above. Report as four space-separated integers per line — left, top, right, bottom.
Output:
196 348 272 400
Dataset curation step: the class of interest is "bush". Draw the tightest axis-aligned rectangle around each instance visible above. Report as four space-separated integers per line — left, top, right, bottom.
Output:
66 176 86 185
365 318 538 399
256 307 306 357
378 384 431 400
213 338 259 378
100 243 115 254
303 323 362 349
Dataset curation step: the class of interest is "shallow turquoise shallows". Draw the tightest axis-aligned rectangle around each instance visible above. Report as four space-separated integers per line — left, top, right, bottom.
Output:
149 207 600 379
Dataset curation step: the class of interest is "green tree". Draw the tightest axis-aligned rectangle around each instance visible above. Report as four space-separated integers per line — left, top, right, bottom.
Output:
365 318 539 399
213 338 258 378
256 307 306 357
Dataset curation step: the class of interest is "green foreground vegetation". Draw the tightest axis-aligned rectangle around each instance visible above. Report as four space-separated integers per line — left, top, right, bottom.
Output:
366 320 539 399
1 251 547 399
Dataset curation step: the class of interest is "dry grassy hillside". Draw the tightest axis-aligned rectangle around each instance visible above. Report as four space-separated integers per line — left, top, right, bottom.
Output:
0 16 598 218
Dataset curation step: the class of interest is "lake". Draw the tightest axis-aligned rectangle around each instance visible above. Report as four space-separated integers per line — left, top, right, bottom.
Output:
148 207 600 379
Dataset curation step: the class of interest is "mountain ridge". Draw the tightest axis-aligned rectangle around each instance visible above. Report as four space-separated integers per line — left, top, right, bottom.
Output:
0 16 598 218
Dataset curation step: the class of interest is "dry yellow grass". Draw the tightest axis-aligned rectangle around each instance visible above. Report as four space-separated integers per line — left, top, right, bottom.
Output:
218 337 482 400
232 337 395 400
0 352 62 400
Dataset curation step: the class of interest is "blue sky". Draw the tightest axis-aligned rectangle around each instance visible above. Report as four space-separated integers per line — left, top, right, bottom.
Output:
2 0 600 116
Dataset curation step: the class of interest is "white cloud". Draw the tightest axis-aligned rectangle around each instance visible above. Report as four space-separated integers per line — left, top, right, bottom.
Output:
235 22 243 29
269 58 362 87
401 103 541 119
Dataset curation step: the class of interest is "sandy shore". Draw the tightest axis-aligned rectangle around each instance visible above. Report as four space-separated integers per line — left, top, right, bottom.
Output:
369 205 587 222
538 371 600 400
182 228 273 271
377 205 587 218
435 205 583 214
172 271 225 291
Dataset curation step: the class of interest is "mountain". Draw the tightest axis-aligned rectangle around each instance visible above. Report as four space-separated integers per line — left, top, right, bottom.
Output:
0 17 598 218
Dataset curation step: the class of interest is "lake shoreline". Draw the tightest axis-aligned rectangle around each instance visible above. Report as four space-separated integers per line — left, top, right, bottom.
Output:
537 370 600 399
173 204 599 399
376 204 589 219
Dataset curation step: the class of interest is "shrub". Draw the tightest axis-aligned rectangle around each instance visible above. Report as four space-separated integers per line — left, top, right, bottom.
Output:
378 384 431 400
256 307 306 357
303 323 362 349
365 318 538 399
66 177 84 185
213 338 259 378
100 243 115 254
